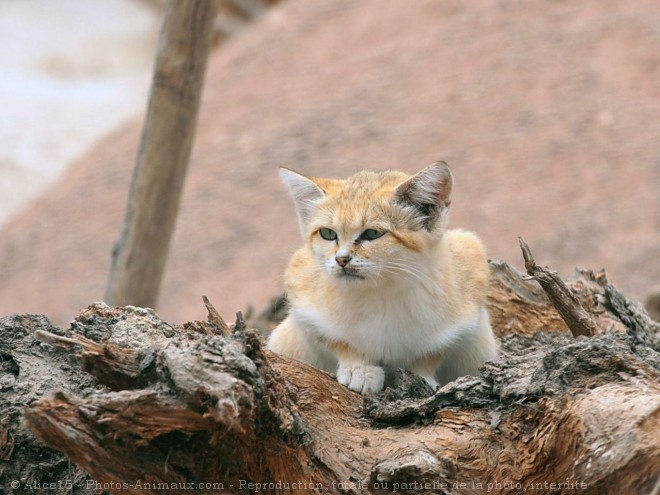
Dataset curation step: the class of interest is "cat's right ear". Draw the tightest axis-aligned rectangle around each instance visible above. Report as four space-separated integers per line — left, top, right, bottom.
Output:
279 167 326 233
394 162 453 232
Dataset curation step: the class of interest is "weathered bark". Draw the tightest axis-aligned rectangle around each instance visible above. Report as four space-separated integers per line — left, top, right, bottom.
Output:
2 259 659 495
106 0 220 309
0 315 102 495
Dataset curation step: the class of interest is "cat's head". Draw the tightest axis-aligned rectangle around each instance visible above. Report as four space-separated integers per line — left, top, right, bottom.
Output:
280 162 453 284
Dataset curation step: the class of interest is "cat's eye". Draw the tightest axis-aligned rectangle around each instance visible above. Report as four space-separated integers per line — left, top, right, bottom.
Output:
360 229 385 241
319 228 338 241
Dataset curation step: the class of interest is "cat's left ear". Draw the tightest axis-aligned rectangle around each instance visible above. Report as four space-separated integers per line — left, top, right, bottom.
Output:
279 167 326 233
395 161 453 230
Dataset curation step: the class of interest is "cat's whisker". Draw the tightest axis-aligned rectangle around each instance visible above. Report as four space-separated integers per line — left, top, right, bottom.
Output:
384 260 436 284
381 263 429 283
386 258 432 273
381 263 437 289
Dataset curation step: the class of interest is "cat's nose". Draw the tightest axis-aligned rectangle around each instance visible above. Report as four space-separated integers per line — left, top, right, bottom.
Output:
335 254 352 267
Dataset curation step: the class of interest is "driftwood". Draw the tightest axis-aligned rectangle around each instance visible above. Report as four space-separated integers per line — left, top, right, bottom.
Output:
2 256 659 495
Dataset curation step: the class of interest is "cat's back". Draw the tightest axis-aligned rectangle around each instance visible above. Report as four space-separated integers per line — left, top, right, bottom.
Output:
445 229 490 308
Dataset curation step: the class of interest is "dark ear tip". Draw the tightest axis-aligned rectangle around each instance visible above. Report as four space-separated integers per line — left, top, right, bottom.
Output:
428 162 453 185
279 167 302 181
430 160 451 173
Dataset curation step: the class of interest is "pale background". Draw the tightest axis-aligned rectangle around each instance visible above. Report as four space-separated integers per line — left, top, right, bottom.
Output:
0 0 158 224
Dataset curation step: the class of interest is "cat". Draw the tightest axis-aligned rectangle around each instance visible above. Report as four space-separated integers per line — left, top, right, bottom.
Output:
267 162 498 394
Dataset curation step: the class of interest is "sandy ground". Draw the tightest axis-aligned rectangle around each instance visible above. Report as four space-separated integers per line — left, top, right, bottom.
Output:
0 0 658 326
0 0 158 224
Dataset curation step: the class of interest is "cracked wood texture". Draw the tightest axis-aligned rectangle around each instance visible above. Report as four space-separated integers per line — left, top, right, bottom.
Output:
2 260 659 495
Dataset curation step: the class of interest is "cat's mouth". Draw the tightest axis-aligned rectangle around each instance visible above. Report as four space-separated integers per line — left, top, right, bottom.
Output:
337 268 366 280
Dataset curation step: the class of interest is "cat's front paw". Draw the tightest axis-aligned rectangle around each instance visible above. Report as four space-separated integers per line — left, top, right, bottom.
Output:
337 362 385 394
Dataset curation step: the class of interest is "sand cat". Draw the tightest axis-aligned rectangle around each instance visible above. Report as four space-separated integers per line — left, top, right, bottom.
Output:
267 162 498 394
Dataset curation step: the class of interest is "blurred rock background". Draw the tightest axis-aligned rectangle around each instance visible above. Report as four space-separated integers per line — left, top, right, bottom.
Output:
0 0 658 325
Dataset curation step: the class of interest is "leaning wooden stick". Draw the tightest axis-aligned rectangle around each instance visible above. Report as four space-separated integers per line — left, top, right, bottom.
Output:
518 237 599 337
106 0 221 309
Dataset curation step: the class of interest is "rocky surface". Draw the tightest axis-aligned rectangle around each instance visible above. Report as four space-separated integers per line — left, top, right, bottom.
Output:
0 0 658 325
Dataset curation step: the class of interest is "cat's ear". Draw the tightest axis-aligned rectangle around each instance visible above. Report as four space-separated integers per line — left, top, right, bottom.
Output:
279 167 326 233
395 162 453 230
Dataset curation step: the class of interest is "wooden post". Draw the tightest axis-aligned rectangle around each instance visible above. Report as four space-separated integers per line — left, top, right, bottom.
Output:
106 0 220 308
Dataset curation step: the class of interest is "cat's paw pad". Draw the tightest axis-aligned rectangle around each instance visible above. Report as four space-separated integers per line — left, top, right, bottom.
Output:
337 363 385 394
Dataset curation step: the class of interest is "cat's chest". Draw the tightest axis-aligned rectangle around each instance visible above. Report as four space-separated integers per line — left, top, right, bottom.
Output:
296 288 448 364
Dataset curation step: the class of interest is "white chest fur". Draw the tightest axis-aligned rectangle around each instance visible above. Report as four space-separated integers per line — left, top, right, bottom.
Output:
291 281 479 367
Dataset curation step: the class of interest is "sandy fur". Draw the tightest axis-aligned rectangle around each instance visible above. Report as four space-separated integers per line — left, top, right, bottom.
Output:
268 164 498 394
